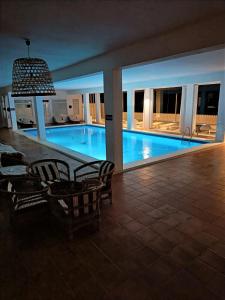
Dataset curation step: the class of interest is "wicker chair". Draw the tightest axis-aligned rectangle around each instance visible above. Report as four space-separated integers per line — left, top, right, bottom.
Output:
48 179 103 239
74 160 115 205
0 177 49 225
28 159 70 183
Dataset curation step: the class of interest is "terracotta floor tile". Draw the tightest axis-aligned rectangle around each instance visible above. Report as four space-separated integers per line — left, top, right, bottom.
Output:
192 231 219 247
200 249 225 274
150 221 170 235
147 208 166 219
136 227 158 243
162 269 218 300
147 236 175 255
123 220 147 233
209 242 225 258
169 246 197 266
206 271 225 299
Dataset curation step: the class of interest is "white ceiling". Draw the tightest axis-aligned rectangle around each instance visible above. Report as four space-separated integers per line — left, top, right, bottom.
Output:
54 48 225 90
1 0 225 87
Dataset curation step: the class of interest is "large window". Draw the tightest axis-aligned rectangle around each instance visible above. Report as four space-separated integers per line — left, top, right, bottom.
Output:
52 100 67 117
197 84 220 115
153 87 182 114
123 92 127 112
134 90 144 112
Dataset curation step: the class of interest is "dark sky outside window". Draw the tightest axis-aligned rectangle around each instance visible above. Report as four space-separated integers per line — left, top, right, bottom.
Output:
197 84 220 115
154 87 182 113
135 90 144 112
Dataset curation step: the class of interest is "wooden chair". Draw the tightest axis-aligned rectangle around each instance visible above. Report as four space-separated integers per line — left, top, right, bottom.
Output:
28 159 70 183
48 179 103 239
74 160 115 205
0 176 49 225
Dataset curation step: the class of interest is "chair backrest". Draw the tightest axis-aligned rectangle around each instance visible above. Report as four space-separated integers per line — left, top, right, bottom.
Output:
72 186 101 217
29 159 70 182
49 181 103 218
99 160 115 186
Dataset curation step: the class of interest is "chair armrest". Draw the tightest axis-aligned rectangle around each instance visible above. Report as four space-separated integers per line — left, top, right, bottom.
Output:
73 161 102 181
74 171 99 182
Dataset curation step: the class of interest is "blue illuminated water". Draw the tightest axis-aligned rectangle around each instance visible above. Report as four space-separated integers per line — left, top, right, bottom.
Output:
25 125 205 164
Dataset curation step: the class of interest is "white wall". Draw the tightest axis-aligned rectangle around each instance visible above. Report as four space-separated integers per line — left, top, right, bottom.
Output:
13 90 69 125
43 90 68 123
66 94 83 120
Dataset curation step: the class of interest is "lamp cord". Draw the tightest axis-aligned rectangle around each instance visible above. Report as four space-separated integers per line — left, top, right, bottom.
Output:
25 39 30 58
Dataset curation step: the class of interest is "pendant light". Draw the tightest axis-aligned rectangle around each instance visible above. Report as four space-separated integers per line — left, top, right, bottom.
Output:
12 39 56 97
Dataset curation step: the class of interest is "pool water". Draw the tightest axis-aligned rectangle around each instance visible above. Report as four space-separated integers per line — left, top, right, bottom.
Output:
25 125 206 164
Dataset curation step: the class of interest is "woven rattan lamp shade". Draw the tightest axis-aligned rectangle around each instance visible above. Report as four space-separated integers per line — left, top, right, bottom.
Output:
12 57 56 97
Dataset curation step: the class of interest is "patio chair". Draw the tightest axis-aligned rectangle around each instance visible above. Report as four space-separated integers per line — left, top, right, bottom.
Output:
48 179 103 239
74 160 115 205
52 115 68 125
0 176 49 225
28 159 70 183
17 118 34 129
68 115 82 124
196 124 211 135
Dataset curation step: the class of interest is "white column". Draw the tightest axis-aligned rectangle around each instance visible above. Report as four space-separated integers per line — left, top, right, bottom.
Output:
182 84 198 135
83 93 91 124
33 96 46 140
179 86 186 133
143 88 154 129
31 97 36 125
104 67 123 172
1 96 7 127
7 93 17 130
127 89 135 130
3 95 12 128
155 90 163 113
95 93 101 123
216 80 225 142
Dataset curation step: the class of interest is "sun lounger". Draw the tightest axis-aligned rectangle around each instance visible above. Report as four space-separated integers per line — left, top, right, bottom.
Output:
68 115 82 124
52 115 68 125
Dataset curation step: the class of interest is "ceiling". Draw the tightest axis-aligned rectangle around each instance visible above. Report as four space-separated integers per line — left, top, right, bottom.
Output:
1 0 225 87
54 48 225 90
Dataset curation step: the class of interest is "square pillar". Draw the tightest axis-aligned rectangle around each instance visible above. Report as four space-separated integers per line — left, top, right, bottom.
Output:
95 93 101 123
7 93 18 130
181 84 198 135
103 67 123 172
127 89 135 130
155 90 163 113
143 88 154 129
179 86 186 133
3 95 12 128
33 96 46 140
216 80 225 142
83 93 91 124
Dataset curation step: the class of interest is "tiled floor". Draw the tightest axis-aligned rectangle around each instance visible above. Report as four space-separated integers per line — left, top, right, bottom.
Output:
1 129 225 299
